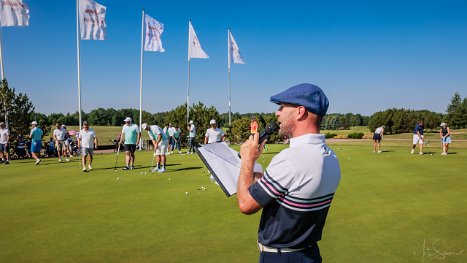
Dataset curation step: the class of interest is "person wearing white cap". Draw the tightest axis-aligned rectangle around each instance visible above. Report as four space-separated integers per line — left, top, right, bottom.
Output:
439 122 451 155
187 120 196 154
78 121 98 172
0 122 10 164
53 123 69 162
142 123 168 173
29 121 43 165
204 119 225 144
120 117 140 170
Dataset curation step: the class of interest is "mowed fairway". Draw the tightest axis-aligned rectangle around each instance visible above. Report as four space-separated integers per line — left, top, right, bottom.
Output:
1 141 466 262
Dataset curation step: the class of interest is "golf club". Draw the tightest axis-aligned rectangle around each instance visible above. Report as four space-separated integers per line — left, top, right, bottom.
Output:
149 152 156 172
114 142 121 171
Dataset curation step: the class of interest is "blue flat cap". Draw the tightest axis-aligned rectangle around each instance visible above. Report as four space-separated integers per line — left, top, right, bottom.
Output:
270 83 329 116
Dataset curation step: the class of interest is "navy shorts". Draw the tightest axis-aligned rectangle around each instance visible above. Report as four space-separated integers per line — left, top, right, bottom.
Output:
124 144 136 153
373 133 381 142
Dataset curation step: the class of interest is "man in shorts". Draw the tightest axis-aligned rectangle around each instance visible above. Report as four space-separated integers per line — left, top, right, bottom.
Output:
373 125 385 153
78 121 97 172
29 121 43 165
53 123 69 162
411 120 424 155
0 122 10 164
142 123 168 173
120 117 140 170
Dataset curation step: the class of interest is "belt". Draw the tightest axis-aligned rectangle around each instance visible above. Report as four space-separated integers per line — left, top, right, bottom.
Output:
257 242 306 253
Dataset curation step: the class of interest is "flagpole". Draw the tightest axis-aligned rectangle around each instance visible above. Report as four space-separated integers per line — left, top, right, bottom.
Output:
227 28 232 127
139 9 145 150
76 0 82 131
186 21 191 125
0 29 5 80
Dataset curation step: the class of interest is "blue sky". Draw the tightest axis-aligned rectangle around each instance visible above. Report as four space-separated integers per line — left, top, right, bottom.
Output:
2 0 467 116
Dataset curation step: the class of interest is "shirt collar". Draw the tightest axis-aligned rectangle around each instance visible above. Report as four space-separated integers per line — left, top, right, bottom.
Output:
289 133 325 148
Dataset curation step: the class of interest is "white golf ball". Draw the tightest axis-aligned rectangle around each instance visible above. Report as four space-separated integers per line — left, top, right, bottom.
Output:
144 172 147 175
185 191 189 195
430 154 433 156
117 178 120 180
168 178 171 181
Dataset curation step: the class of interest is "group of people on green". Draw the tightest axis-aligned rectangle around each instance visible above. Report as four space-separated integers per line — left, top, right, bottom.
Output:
372 120 452 155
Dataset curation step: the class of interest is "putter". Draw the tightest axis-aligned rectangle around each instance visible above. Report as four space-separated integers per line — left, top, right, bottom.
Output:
114 142 121 171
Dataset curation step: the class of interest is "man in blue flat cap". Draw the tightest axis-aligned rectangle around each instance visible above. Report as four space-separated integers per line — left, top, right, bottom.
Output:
238 83 341 263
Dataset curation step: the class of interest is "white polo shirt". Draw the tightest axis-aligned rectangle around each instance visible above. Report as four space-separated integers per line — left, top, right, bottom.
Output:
168 127 176 137
249 133 341 249
53 128 67 141
0 128 9 144
78 128 96 148
205 127 224 143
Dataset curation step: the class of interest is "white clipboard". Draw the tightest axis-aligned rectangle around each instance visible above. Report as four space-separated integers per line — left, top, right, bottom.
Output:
195 142 263 197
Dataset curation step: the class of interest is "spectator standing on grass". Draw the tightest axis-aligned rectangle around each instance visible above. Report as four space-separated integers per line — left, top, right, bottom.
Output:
411 120 424 155
29 121 43 165
238 83 341 263
373 125 384 153
142 123 168 173
53 123 69 162
439 123 451 155
120 117 140 170
0 122 10 164
204 119 225 144
173 126 182 154
187 120 196 154
78 121 98 172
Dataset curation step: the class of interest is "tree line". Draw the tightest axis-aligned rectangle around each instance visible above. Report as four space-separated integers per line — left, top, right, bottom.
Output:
1 79 466 143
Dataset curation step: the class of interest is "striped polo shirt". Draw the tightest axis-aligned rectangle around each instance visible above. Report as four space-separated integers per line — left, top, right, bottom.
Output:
249 134 341 249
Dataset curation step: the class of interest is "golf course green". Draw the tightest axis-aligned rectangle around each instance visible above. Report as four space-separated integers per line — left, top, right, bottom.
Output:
1 139 466 262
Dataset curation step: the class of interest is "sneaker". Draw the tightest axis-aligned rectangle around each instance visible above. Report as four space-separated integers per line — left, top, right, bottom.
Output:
151 167 159 173
373 150 375 153
35 159 41 165
88 165 92 170
179 151 181 154
59 158 62 162
82 168 87 172
4 160 9 165
378 150 382 154
186 151 190 154
130 165 135 170
158 168 166 173
411 149 414 154
123 166 130 170
441 152 447 155
66 158 70 162
171 151 174 154
419 152 424 155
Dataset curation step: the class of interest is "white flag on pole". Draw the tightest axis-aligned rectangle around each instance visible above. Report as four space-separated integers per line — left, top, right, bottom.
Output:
0 0 30 27
79 0 106 40
144 14 164 52
228 31 245 64
188 21 208 60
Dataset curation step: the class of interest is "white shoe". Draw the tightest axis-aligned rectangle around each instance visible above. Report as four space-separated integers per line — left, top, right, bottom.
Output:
88 165 92 170
151 167 159 173
158 168 166 173
171 151 174 154
59 158 62 162
66 158 70 162
419 152 424 155
35 159 41 165
378 151 382 154
178 151 181 154
441 152 447 155
411 149 414 154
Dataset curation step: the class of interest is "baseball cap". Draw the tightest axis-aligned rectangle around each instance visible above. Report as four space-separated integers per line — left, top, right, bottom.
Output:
82 121 89 126
440 122 447 127
31 121 37 125
0 122 4 126
210 119 216 125
270 83 329 117
61 124 66 128
189 120 194 124
142 123 148 130
124 117 132 122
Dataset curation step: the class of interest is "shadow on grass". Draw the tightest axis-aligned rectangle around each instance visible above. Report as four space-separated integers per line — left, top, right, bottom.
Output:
172 166 203 171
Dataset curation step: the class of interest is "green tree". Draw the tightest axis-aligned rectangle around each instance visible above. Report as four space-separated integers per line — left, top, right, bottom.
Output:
0 79 35 139
445 92 465 128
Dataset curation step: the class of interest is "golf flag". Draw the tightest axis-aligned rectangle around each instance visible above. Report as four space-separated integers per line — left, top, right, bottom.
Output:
188 21 208 60
144 14 164 52
0 0 30 27
228 31 245 65
79 0 106 40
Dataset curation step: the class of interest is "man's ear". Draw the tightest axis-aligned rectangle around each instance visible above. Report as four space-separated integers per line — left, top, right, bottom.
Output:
296 106 308 121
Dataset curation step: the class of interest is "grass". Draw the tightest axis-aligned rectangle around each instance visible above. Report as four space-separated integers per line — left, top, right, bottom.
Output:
1 140 466 262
